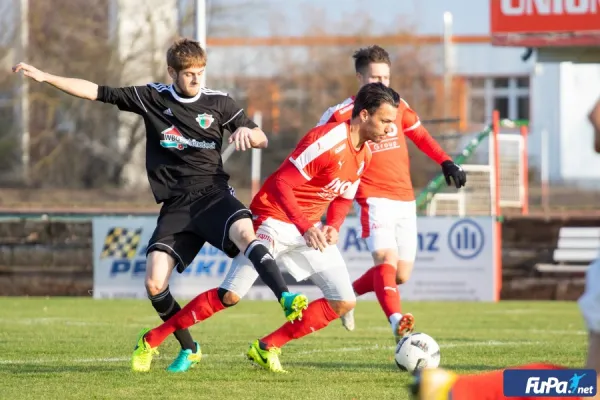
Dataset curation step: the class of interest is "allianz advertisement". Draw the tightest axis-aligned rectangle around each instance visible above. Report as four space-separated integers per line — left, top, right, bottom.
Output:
92 216 497 301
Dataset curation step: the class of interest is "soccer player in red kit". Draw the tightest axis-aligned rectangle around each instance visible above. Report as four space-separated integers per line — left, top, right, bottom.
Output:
317 45 467 342
128 82 400 373
234 83 399 372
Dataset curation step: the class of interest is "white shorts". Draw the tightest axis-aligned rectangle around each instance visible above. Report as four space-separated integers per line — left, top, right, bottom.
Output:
355 197 418 262
579 258 600 333
219 217 356 301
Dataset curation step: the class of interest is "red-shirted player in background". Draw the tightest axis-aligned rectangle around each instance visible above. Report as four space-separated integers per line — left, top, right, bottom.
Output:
317 45 467 342
127 82 401 373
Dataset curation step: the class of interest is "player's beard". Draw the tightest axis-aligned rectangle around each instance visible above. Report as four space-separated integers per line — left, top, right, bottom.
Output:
370 127 386 143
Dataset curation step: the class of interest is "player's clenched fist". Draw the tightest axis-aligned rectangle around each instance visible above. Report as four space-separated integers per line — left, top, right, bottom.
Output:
12 62 46 82
230 127 263 151
322 225 339 246
303 226 328 252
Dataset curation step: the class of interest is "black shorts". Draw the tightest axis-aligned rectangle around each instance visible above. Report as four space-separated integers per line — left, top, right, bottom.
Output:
146 184 251 273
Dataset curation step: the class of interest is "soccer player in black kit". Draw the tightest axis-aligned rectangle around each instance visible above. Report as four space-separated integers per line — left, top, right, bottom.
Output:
13 38 308 373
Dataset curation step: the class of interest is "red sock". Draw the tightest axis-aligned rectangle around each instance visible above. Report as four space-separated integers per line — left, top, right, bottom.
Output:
373 263 401 318
451 363 574 400
353 266 377 295
261 298 339 348
145 288 225 348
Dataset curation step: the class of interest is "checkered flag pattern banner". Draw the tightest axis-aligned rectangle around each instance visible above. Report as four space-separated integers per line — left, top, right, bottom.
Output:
100 227 143 259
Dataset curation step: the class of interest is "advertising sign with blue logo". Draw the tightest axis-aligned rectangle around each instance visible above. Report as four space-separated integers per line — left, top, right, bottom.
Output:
504 368 596 397
93 216 497 301
338 216 497 302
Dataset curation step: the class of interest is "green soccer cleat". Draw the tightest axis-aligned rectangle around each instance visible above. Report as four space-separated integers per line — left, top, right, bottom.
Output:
279 291 308 322
166 342 202 373
131 328 158 372
246 339 287 373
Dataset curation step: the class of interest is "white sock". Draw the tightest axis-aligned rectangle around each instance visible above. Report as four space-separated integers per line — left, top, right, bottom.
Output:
389 313 403 328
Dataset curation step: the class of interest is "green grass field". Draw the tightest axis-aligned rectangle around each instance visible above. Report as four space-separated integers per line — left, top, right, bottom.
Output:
0 298 587 400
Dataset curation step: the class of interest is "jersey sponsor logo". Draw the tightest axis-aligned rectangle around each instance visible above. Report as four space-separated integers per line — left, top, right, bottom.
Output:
160 125 216 150
371 138 400 153
196 113 214 129
319 177 354 200
163 108 173 116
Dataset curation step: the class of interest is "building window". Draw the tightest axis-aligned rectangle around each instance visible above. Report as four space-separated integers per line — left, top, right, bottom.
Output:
466 76 530 124
517 96 530 120
493 78 509 88
517 77 530 88
493 96 509 119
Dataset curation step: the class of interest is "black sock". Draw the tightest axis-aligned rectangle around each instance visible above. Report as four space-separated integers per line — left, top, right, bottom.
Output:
149 287 196 351
245 240 288 300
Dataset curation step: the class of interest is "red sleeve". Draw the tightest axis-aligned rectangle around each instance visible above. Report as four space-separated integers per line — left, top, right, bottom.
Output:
402 108 451 164
272 161 313 234
326 198 353 231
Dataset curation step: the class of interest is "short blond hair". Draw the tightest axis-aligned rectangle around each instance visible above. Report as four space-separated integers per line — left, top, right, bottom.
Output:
166 38 207 72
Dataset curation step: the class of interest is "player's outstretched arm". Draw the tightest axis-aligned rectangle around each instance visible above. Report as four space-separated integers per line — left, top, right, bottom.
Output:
12 62 99 101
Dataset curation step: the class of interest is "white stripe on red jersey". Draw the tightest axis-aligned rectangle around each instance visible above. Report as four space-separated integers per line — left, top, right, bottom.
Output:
289 122 347 180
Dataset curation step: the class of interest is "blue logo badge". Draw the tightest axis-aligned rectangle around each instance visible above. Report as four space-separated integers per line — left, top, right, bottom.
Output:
447 219 484 260
503 368 596 397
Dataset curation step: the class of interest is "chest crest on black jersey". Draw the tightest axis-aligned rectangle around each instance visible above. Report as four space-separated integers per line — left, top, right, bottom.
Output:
196 113 214 129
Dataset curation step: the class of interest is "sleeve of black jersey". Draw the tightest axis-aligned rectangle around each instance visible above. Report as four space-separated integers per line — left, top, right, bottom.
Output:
96 85 150 115
222 95 258 131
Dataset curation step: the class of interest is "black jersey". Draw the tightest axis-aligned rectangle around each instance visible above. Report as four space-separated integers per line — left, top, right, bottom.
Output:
96 83 257 203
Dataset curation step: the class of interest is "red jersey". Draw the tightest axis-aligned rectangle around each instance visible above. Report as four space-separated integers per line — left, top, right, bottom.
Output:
251 121 372 232
318 96 450 201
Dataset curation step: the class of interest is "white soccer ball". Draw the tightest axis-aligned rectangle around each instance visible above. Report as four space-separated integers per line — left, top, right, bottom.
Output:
394 332 441 374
